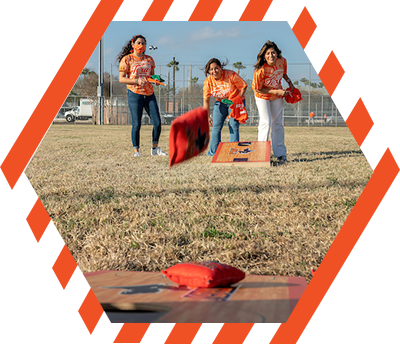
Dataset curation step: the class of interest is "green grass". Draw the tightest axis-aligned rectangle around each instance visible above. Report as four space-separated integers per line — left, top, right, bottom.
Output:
25 124 372 281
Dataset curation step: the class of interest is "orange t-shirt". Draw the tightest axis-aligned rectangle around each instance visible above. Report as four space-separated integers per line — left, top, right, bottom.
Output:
310 112 315 118
203 69 247 101
119 54 155 96
252 57 287 101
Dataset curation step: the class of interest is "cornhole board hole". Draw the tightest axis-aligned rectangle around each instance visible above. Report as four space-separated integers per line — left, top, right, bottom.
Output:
84 271 307 323
211 141 271 167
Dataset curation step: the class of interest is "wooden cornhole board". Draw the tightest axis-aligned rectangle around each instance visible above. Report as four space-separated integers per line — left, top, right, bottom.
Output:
211 141 271 167
84 271 307 323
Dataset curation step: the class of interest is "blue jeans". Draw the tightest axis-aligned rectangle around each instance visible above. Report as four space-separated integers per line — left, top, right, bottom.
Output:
127 90 161 149
207 100 245 156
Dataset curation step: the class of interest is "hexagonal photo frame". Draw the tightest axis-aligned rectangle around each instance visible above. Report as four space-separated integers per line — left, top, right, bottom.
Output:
1 1 399 344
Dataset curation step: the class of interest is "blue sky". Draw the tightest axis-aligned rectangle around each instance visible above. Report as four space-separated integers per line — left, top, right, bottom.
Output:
85 21 320 85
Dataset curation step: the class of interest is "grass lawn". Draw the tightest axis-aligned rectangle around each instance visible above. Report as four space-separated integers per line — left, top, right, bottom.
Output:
25 124 372 282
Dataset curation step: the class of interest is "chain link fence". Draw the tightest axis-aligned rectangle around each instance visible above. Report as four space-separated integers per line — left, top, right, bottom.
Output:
58 63 345 127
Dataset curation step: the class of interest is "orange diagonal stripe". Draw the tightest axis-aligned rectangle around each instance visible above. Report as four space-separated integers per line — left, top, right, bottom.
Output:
142 0 174 21
0 0 124 189
270 148 399 344
164 323 202 344
346 98 374 147
114 323 151 343
213 323 254 344
79 289 104 335
53 244 78 290
240 0 273 21
26 198 51 243
292 7 317 49
319 51 345 96
189 0 224 21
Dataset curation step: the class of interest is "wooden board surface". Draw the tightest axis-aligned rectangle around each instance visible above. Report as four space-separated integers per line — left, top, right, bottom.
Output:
211 141 271 167
85 271 307 323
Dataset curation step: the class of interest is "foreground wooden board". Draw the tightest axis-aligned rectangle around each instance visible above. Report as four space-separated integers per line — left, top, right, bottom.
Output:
85 271 307 323
211 141 271 167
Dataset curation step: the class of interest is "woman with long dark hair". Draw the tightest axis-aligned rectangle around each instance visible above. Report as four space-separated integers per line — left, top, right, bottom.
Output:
203 58 247 156
117 34 167 157
252 41 294 162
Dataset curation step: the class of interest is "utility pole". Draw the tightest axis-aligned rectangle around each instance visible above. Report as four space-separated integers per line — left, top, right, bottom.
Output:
308 64 311 117
98 37 104 125
110 63 113 123
189 64 192 92
167 71 170 112
173 56 176 115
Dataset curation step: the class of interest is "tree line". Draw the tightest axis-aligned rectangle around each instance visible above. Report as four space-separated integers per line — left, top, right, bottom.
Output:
71 61 325 102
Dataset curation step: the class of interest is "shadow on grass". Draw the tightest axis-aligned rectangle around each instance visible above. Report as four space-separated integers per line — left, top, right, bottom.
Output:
42 177 369 206
286 150 364 164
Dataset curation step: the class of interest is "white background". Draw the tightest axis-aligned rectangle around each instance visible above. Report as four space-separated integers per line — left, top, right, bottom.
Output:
1 0 399 343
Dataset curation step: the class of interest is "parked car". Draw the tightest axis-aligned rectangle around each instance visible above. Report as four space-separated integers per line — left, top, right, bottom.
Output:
162 113 177 124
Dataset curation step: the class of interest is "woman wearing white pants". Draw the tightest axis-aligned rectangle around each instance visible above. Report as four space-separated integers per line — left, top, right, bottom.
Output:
252 41 294 162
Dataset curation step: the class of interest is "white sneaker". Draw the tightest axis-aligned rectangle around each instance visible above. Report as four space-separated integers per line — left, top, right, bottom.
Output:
151 147 168 156
133 151 142 157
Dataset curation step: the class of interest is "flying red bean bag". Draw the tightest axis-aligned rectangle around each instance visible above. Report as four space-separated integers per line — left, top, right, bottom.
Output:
285 87 303 104
169 107 210 168
161 261 245 288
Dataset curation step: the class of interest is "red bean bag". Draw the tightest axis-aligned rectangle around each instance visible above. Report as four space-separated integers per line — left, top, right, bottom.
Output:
161 261 245 288
169 107 210 168
285 87 303 104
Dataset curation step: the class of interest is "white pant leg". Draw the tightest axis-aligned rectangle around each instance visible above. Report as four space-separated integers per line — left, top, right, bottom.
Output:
255 97 271 141
270 98 287 157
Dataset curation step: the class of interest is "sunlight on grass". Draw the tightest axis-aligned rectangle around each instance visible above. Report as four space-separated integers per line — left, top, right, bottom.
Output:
26 125 372 282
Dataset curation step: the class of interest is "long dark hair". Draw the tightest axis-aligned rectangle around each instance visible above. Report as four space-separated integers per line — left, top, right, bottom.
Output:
203 58 229 77
116 35 147 63
254 41 282 70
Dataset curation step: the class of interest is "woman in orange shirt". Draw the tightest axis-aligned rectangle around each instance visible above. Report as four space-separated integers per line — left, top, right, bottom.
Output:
203 58 247 156
117 34 167 157
252 41 294 162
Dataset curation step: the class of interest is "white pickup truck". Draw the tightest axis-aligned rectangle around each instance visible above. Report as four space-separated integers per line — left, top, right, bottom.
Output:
64 99 93 122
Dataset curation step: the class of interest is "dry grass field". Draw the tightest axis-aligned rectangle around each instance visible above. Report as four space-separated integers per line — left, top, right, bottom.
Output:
25 124 372 282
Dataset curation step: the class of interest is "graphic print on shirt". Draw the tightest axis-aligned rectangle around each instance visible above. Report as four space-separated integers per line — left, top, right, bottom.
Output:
203 70 246 101
119 54 155 95
130 63 152 79
263 68 285 89
211 84 231 99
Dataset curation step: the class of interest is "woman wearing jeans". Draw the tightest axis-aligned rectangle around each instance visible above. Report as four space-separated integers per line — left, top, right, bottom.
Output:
203 58 247 156
252 41 294 162
117 34 167 157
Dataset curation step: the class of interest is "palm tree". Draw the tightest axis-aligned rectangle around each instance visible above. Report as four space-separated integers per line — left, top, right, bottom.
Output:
233 62 246 75
300 78 310 86
167 57 179 114
81 67 90 79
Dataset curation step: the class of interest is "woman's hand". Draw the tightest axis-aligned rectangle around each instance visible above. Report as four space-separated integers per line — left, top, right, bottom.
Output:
137 77 148 86
203 99 212 126
276 89 288 97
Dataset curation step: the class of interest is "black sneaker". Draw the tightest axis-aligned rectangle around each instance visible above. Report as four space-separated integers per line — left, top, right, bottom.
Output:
277 156 287 163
